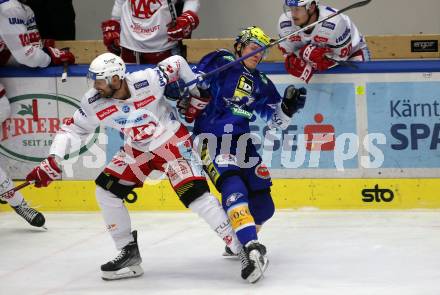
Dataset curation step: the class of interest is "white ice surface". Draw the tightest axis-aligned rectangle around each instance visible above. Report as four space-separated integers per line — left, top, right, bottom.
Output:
1 210 440 295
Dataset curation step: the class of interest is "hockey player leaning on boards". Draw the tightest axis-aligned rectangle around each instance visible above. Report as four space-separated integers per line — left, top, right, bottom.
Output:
173 26 307 283
24 52 252 281
0 85 45 228
102 0 200 64
0 0 75 67
278 0 370 83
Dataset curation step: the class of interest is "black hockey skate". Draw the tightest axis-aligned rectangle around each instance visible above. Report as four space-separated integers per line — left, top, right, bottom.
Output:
101 230 144 281
239 240 269 283
223 245 238 257
11 200 45 227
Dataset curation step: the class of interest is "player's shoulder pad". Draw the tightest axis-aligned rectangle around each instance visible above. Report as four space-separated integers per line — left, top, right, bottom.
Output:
316 6 345 35
198 49 235 70
278 13 293 30
126 69 152 87
0 0 25 18
0 0 12 7
149 66 168 87
203 49 235 62
256 70 271 86
322 14 352 47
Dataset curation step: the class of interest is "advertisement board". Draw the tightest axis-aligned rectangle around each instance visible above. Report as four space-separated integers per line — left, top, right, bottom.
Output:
0 62 439 210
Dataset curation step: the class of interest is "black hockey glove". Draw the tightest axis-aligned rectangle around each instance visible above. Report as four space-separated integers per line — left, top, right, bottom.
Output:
281 85 307 117
164 79 188 101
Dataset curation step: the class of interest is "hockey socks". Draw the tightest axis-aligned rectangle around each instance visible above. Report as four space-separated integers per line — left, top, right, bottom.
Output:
188 192 242 254
96 186 134 250
221 176 258 245
0 168 24 207
226 202 258 245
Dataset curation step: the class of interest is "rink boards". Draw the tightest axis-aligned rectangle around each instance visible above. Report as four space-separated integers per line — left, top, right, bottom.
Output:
0 61 439 211
0 178 439 211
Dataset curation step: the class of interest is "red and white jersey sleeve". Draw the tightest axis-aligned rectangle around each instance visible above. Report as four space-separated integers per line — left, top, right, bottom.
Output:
112 0 199 53
0 0 50 67
50 55 198 159
277 5 369 61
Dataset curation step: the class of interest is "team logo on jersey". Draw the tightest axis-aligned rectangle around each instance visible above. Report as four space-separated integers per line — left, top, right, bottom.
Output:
226 193 245 207
233 75 253 99
280 20 292 29
134 95 156 109
96 105 118 120
122 122 157 141
133 80 149 90
122 105 131 113
130 0 162 19
321 21 336 30
255 163 270 179
223 235 233 246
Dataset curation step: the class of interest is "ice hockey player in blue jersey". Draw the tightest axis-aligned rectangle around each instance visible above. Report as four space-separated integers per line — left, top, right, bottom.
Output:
171 26 307 283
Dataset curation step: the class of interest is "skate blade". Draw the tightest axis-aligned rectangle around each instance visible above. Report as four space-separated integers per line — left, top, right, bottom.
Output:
222 251 239 258
247 251 269 284
102 265 144 281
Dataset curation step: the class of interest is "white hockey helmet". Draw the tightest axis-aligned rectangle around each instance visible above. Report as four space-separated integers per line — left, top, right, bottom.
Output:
87 52 126 84
285 0 319 9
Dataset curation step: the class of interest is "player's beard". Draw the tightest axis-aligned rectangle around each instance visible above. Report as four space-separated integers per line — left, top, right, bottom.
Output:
98 86 115 98
101 80 123 98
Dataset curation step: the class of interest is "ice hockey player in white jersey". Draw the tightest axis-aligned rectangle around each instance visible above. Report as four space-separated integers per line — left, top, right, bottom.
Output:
0 84 45 227
278 0 370 83
102 0 200 64
0 0 75 228
0 0 75 67
25 52 247 281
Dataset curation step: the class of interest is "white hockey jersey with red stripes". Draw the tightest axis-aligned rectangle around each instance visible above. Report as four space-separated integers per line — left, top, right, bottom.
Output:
278 5 369 61
49 55 197 158
0 0 50 67
111 0 199 53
